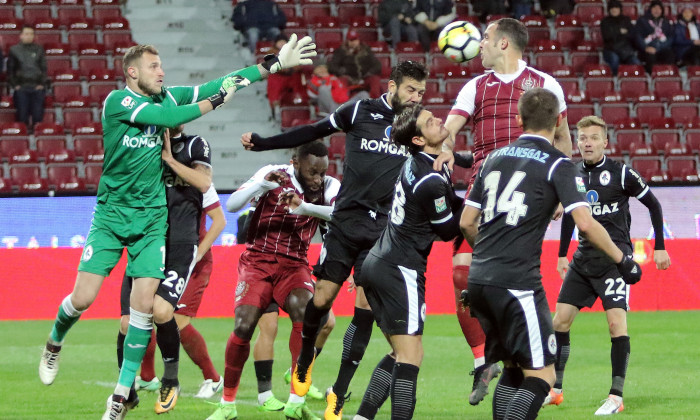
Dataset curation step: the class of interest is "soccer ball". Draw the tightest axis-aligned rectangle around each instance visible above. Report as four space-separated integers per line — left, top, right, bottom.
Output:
437 21 482 63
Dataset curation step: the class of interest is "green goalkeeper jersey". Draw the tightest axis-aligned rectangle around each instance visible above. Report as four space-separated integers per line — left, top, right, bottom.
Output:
98 65 263 207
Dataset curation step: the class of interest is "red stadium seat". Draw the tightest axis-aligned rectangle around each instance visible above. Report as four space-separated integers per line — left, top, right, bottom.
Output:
70 121 102 135
302 3 331 21
651 64 682 94
554 15 584 50
534 40 565 72
618 64 649 100
337 2 367 20
83 162 103 190
33 19 62 46
567 102 595 127
521 15 550 46
57 0 87 25
67 18 97 50
665 156 699 181
662 139 691 157
77 43 108 77
73 136 104 162
62 96 94 128
280 106 311 129
34 122 65 138
630 157 665 182
451 166 473 187
313 28 344 51
9 163 48 192
52 81 83 104
634 93 665 126
22 0 52 25
600 94 631 125
0 138 33 163
570 41 599 75
47 163 84 191
0 121 28 137
328 134 345 160
574 1 605 25
614 118 644 154
37 138 75 163
668 94 698 125
688 65 700 99
685 128 700 153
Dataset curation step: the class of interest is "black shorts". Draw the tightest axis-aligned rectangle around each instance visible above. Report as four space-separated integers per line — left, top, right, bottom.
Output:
313 210 388 285
557 262 630 311
264 301 280 314
120 242 198 315
468 284 556 369
361 253 426 336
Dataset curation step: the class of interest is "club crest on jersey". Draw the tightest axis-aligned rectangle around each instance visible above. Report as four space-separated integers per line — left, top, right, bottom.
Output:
548 334 557 354
235 280 249 302
121 96 135 109
575 176 586 192
173 141 185 154
600 170 611 186
521 76 537 91
434 196 447 212
81 244 93 261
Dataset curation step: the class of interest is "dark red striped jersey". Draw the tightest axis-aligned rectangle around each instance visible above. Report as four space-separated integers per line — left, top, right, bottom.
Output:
244 164 340 263
449 60 568 166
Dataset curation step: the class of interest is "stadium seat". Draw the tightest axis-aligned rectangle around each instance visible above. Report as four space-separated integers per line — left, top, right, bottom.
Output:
325 161 339 179
67 18 97 50
451 166 473 187
73 136 104 162
280 106 311 130
685 128 700 153
0 95 14 125
0 121 28 138
618 64 649 100
9 163 48 192
668 95 699 125
613 118 643 154
662 139 691 157
52 78 83 104
57 0 88 25
600 95 630 125
574 0 605 25
567 103 595 128
77 43 109 77
584 64 614 101
313 28 344 51
453 134 468 151
521 15 550 46
83 162 103 191
0 17 21 50
37 138 75 163
32 19 62 46
348 16 379 42
337 2 367 20
34 122 65 141
534 40 564 72
620 1 638 20
570 41 599 75
445 78 468 99
554 15 584 50
630 157 665 182
589 26 603 49
0 138 34 163
651 64 682 94
666 156 699 181
634 93 665 126
61 96 94 128
70 121 102 135
47 163 84 191
0 177 12 193
328 134 345 160
548 64 574 79
301 2 331 21
21 0 52 25
688 65 700 99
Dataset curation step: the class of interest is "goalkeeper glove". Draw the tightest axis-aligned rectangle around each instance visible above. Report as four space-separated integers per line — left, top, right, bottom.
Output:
617 255 642 285
262 33 317 74
208 75 250 109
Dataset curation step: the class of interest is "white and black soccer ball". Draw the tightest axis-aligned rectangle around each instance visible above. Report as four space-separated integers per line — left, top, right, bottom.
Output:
437 21 482 64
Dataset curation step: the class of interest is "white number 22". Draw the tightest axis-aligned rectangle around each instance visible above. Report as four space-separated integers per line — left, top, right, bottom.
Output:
482 171 528 226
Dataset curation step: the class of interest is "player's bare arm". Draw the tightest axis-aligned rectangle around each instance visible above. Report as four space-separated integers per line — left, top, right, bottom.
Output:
161 133 212 193
197 206 226 262
459 205 481 248
553 115 573 158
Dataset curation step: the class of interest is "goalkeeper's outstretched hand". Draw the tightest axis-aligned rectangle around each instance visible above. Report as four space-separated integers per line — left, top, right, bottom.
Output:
263 33 317 74
208 75 251 109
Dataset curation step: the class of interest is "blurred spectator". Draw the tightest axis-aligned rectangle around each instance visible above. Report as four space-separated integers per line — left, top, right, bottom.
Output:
635 0 675 73
378 0 419 48
674 7 700 66
539 0 574 18
231 0 287 54
307 64 369 116
414 0 455 52
510 0 533 19
471 0 507 22
7 25 47 129
266 35 306 118
327 30 382 98
602 0 642 75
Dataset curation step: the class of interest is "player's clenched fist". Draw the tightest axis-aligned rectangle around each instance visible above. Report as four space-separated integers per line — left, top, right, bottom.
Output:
262 33 317 74
617 255 642 285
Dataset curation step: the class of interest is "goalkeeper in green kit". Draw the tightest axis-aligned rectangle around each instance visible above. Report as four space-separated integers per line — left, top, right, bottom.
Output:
37 35 316 420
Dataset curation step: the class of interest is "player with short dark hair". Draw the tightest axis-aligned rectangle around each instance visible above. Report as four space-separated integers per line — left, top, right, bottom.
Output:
353 103 462 419
444 18 572 404
543 115 671 415
242 61 460 420
460 88 641 420
210 141 340 420
38 36 317 420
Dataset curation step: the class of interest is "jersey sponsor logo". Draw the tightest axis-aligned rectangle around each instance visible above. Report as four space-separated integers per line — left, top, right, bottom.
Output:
173 141 185 154
586 189 599 204
121 96 135 109
122 134 164 149
359 137 410 157
492 146 549 163
127 343 147 349
547 333 557 354
370 112 384 120
81 245 93 261
486 81 498 87
144 125 157 135
600 170 611 186
586 189 619 214
434 196 447 212
576 176 586 193
163 173 190 188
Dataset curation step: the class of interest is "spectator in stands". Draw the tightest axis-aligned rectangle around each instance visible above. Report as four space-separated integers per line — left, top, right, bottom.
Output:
414 0 456 52
602 0 642 75
7 25 47 130
539 0 574 18
378 0 420 49
232 0 287 54
674 7 700 67
510 0 533 19
635 0 675 73
327 30 382 98
307 63 369 116
266 35 306 119
471 0 507 22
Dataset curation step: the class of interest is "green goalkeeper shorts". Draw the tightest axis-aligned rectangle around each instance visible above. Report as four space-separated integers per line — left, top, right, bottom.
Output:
78 203 168 279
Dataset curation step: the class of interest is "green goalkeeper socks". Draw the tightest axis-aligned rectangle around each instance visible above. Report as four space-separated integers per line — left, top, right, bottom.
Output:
118 324 153 390
49 296 83 344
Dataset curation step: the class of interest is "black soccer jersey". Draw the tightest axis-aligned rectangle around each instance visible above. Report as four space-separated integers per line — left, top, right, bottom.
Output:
329 94 412 216
369 152 461 272
572 155 648 265
466 135 589 290
163 133 212 244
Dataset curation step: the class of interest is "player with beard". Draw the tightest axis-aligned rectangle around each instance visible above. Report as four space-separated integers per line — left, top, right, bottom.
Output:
242 61 468 419
354 104 462 420
444 18 572 405
37 37 317 420
207 141 340 420
460 88 641 420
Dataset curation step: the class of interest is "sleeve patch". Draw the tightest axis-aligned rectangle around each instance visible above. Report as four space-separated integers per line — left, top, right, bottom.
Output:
121 96 135 109
434 196 447 212
575 176 586 192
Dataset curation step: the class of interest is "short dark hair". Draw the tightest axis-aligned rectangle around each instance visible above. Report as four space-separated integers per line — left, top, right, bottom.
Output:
391 103 424 155
389 61 428 87
21 24 34 32
494 18 528 52
517 88 560 132
295 140 328 160
123 44 160 77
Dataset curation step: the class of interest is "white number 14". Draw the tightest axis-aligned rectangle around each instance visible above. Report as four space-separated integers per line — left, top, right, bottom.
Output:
483 171 528 226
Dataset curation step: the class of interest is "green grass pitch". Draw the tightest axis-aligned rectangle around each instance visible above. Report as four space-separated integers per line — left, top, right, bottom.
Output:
1 311 699 419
